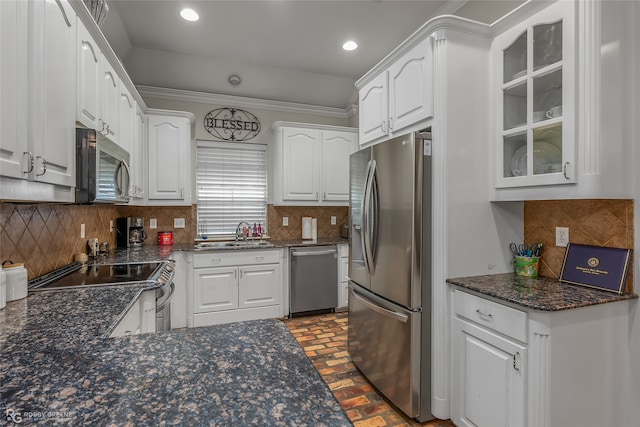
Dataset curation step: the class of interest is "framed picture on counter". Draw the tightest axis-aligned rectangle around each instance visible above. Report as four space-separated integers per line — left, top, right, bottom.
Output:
559 243 632 294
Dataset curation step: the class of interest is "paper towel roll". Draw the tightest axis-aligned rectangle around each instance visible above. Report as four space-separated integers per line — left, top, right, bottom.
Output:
302 217 313 240
311 218 317 241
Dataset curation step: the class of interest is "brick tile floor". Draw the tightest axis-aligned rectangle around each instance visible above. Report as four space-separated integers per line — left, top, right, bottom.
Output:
283 312 456 427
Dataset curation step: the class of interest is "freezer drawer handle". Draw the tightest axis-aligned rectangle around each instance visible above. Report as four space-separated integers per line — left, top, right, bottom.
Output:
352 290 408 323
291 249 337 257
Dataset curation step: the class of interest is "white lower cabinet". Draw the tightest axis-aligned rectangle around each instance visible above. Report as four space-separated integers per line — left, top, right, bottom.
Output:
191 250 283 326
452 290 526 427
452 287 632 427
110 289 156 337
337 244 349 309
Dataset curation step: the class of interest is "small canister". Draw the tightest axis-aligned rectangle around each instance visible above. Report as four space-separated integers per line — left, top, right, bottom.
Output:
2 261 28 302
158 231 174 246
0 268 6 309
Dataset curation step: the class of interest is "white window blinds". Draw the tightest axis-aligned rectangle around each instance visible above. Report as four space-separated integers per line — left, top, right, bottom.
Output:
196 140 268 237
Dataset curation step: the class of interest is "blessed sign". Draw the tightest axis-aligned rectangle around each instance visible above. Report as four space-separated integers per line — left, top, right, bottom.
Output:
559 243 632 294
204 108 261 141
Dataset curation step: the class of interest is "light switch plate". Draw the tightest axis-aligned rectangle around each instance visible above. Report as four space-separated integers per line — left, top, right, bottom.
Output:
80 224 85 238
174 218 186 229
109 220 114 233
283 217 289 226
331 216 336 225
150 218 157 229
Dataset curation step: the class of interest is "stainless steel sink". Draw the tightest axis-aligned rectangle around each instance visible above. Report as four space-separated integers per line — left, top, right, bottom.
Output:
195 240 275 250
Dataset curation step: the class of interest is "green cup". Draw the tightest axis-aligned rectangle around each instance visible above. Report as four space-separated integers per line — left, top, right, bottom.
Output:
514 256 539 278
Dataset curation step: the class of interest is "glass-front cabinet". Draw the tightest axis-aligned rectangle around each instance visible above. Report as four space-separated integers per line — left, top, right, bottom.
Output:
494 1 575 188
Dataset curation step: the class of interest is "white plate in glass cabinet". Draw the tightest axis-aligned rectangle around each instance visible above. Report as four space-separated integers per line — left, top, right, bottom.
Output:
493 1 575 189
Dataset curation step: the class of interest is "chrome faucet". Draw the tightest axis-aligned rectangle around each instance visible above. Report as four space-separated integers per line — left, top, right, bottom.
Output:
235 221 251 241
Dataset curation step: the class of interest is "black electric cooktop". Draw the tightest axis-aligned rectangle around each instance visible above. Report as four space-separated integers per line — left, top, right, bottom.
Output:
29 262 162 291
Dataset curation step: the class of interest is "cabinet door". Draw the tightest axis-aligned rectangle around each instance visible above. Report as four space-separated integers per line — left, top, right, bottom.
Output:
101 58 119 143
193 266 238 313
0 0 28 180
281 127 320 201
388 37 434 134
118 85 135 155
147 115 187 200
453 318 526 427
359 72 388 145
77 21 101 130
30 0 76 187
321 131 355 202
130 103 145 200
238 264 280 309
494 1 575 188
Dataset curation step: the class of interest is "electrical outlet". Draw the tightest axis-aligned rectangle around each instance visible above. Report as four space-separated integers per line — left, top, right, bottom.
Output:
150 218 157 229
81 224 85 238
109 220 114 232
331 216 336 225
556 226 569 247
283 216 289 226
174 218 186 229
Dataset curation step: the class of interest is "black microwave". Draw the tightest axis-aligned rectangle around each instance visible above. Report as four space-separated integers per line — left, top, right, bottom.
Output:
76 128 130 204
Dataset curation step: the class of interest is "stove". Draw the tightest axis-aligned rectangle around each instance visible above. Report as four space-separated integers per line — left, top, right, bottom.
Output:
28 262 167 291
28 260 176 332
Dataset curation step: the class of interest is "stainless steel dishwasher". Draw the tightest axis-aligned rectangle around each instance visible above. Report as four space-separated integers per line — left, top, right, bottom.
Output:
289 246 338 316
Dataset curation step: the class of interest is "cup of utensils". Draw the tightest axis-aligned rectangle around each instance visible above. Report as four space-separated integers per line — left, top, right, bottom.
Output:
510 242 542 278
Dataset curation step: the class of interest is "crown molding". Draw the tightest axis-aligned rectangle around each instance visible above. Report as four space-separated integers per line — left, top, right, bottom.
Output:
137 85 355 119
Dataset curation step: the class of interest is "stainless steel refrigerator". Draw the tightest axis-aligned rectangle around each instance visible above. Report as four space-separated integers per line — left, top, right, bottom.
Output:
348 130 433 422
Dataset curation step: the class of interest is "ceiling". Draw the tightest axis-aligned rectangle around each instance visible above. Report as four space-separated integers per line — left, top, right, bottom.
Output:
102 0 522 110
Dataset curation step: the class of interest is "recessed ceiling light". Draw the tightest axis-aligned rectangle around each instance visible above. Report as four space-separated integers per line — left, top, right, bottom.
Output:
180 8 199 22
228 74 241 86
342 40 358 51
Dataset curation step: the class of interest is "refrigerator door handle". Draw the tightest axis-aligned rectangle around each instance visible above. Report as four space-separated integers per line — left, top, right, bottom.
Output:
362 159 374 274
370 163 379 267
352 288 409 323
362 160 376 274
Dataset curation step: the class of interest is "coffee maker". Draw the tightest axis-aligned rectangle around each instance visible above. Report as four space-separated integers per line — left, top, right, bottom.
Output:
116 217 147 248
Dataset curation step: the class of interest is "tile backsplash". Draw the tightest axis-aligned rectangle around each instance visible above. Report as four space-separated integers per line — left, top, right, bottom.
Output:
0 202 347 279
524 199 634 292
0 203 196 280
267 205 348 240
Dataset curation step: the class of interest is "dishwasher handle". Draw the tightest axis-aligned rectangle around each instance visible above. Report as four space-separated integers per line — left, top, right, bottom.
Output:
291 249 337 257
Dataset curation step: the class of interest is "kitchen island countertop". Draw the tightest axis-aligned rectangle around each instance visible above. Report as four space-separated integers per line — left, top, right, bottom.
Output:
447 273 638 311
1 271 348 426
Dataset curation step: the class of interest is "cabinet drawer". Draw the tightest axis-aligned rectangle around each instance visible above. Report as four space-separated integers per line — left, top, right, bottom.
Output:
338 244 349 258
454 289 527 343
193 250 280 268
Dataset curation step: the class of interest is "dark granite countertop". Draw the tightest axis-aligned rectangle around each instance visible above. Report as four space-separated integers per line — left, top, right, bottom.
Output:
1 270 349 425
171 237 348 252
447 273 638 311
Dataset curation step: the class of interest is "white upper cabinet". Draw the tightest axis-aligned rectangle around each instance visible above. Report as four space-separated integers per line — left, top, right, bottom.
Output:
100 57 119 143
0 0 76 201
357 37 433 146
272 122 357 206
29 0 76 188
493 1 575 190
0 0 28 181
491 1 635 200
118 85 135 155
359 73 388 144
76 20 120 145
387 38 434 135
76 20 101 131
322 130 356 202
280 127 321 202
129 102 146 200
146 110 193 205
